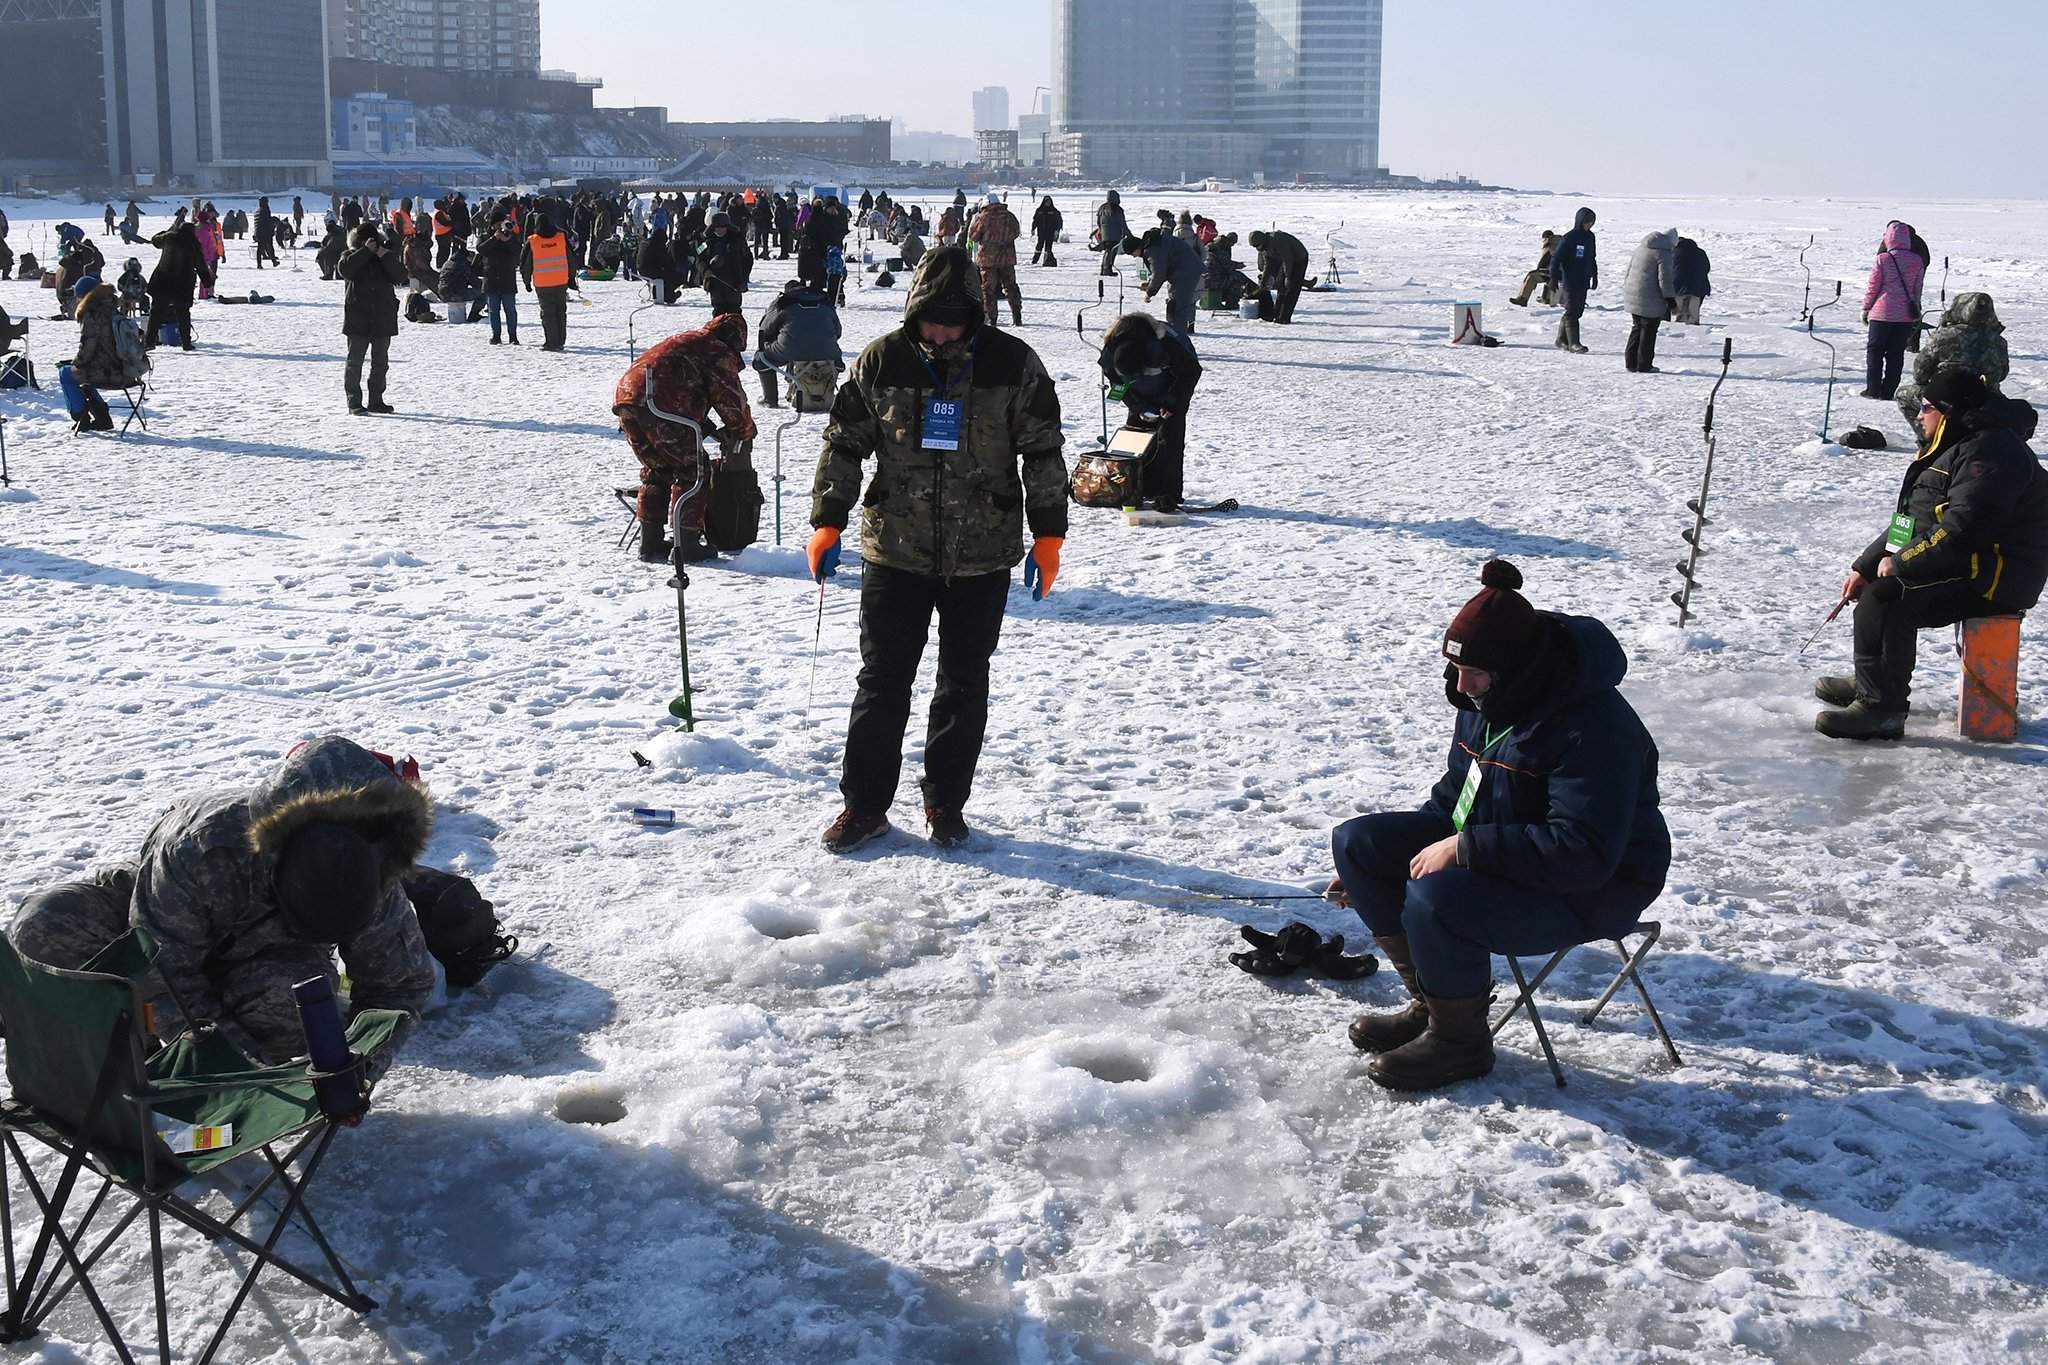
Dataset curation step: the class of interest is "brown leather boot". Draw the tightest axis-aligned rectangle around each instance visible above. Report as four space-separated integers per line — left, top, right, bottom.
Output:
1367 991 1496 1092
1348 933 1429 1052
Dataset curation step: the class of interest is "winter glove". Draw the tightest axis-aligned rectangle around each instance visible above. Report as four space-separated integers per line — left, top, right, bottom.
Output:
1866 574 1905 604
806 526 842 582
1024 535 1062 601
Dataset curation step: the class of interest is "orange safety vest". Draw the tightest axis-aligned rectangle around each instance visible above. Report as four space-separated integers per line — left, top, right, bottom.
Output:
528 232 569 289
391 208 412 237
433 212 451 238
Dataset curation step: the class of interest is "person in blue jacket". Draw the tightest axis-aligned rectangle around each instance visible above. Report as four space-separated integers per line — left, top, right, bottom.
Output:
1548 206 1598 353
1329 560 1671 1091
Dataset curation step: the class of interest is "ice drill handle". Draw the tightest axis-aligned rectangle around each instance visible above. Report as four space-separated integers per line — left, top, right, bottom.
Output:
293 975 367 1121
1721 338 1732 365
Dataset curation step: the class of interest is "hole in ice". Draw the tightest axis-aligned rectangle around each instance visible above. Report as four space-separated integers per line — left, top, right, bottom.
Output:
747 906 819 941
1061 1047 1154 1085
554 1089 628 1126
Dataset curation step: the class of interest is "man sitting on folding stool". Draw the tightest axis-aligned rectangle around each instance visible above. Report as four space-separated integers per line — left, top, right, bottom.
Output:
1329 559 1672 1092
1813 367 2046 740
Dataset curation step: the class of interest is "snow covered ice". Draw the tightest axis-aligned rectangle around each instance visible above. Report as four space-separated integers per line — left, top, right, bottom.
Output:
2 189 2046 1363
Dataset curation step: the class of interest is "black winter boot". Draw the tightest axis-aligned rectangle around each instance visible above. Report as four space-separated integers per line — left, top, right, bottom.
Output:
1813 676 1857 708
1367 991 1496 1092
1815 701 1906 741
676 529 717 563
1349 934 1429 1053
638 515 671 563
759 370 780 408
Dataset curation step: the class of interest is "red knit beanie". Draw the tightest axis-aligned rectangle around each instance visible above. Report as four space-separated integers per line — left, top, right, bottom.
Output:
1443 560 1540 671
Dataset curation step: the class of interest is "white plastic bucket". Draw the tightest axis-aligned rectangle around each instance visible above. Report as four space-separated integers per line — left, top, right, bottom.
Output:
1239 299 1259 320
1451 302 1484 344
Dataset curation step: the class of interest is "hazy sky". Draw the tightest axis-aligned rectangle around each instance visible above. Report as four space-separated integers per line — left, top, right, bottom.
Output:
544 0 2048 197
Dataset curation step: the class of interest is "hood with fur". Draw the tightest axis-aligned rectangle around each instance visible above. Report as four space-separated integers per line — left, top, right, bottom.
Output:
246 736 432 902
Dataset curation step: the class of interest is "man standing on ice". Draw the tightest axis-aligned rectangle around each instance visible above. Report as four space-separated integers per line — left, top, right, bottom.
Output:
1814 369 2046 740
805 246 1068 853
1549 206 1598 353
1329 560 1671 1091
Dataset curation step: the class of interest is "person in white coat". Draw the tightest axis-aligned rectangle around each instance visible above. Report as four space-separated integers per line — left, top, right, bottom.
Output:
1620 229 1679 373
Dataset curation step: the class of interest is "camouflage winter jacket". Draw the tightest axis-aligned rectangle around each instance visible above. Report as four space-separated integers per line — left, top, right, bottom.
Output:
812 246 1067 580
967 205 1022 270
1895 292 2010 424
131 736 436 1067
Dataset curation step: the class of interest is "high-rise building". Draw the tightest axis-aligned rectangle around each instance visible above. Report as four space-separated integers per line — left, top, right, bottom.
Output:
329 0 540 76
0 0 331 188
972 85 1010 134
1051 0 1382 181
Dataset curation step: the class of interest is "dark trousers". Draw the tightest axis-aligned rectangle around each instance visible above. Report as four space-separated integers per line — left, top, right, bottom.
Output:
344 334 391 406
435 235 451 269
537 285 568 349
752 225 770 258
1033 230 1057 266
1098 240 1120 275
1625 314 1662 371
1331 811 1655 997
485 290 519 342
255 233 277 267
842 563 1010 816
1164 272 1199 334
706 282 743 318
1558 283 1587 320
1852 578 1999 709
1133 407 1187 506
1274 268 1305 323
797 246 827 289
1866 320 1915 396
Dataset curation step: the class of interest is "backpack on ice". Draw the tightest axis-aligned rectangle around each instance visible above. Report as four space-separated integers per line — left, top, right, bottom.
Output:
1070 424 1156 509
402 867 516 989
703 457 764 552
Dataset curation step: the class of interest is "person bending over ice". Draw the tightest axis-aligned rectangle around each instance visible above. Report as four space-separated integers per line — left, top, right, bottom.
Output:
8 737 435 1079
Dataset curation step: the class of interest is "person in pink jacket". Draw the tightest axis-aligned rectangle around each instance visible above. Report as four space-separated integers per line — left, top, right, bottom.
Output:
1860 220 1926 400
195 205 225 301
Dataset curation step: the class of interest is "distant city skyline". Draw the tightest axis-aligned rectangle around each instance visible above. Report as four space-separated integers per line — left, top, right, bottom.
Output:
544 0 2048 196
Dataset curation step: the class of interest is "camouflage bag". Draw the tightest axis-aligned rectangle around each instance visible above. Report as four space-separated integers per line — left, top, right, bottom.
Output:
1070 451 1141 508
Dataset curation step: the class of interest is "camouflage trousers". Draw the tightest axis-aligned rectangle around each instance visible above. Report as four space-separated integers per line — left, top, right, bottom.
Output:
9 866 343 1066
980 266 1022 324
622 410 709 530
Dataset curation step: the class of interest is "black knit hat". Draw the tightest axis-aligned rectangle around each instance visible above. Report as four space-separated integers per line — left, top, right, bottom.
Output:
1922 368 1989 414
1443 560 1541 672
274 822 383 944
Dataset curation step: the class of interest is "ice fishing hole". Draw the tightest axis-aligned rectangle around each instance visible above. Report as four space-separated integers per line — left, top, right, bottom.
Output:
748 907 820 941
555 1089 628 1126
1060 1047 1154 1085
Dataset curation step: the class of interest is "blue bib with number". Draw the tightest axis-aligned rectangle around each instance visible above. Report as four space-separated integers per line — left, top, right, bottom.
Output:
923 398 962 451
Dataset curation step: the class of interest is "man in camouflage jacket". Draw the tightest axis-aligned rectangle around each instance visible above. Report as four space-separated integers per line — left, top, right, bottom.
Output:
8 737 435 1076
616 311 757 563
806 245 1067 852
966 194 1023 327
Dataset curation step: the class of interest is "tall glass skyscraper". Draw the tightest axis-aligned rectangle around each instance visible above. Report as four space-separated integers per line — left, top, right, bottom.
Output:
1052 0 1382 181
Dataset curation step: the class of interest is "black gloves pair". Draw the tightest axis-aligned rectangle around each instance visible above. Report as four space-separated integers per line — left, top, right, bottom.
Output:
1228 921 1377 981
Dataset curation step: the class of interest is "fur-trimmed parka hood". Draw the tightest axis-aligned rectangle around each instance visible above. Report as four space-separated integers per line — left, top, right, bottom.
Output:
246 736 432 900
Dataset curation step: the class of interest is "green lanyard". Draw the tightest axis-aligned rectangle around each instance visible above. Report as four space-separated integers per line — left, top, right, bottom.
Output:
1452 723 1514 832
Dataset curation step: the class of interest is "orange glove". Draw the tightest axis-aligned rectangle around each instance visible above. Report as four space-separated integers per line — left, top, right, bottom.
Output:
806 526 842 582
1025 536 1061 600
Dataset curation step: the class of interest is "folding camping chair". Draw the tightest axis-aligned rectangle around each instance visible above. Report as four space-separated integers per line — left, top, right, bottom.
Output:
114 381 148 438
1489 921 1683 1088
0 929 406 1364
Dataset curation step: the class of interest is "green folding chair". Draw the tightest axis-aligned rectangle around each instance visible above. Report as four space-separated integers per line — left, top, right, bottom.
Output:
0 928 406 1365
